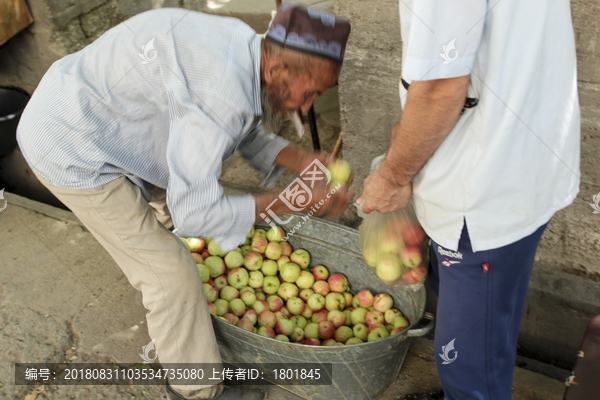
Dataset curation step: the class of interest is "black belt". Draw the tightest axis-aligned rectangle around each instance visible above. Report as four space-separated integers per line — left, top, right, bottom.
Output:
401 78 478 115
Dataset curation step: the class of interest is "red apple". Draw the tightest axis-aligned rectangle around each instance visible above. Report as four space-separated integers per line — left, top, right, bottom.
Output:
304 338 321 346
312 281 330 296
257 326 276 338
207 302 217 316
368 322 385 333
318 321 335 340
201 250 210 260
356 289 374 308
213 275 228 291
327 310 347 328
289 327 305 343
299 288 314 302
402 223 426 246
223 313 239 325
402 264 427 284
236 318 254 332
251 236 268 254
203 283 218 303
400 246 423 268
373 293 394 313
280 306 292 319
311 309 329 324
257 310 277 328
186 237 205 253
312 265 329 281
281 242 292 257
365 310 385 326
391 327 406 335
242 309 257 325
252 299 269 315
267 295 284 312
244 252 263 271
290 249 311 269
192 253 204 264
327 274 349 293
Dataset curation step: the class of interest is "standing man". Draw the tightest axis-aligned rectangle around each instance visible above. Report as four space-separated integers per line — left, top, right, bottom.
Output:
358 1 579 399
18 5 351 400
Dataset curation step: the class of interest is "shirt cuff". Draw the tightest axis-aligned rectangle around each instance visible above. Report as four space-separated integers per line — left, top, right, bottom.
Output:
260 165 285 189
212 194 256 252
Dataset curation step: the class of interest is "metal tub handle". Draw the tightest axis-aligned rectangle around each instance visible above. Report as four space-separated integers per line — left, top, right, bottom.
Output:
406 312 435 337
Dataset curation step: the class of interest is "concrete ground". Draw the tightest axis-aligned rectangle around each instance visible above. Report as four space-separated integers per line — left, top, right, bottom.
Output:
0 192 566 400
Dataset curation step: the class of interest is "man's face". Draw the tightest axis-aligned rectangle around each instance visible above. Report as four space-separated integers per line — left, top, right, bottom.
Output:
261 63 338 133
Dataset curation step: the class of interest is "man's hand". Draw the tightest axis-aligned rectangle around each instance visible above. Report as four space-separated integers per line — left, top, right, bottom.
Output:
274 146 333 175
357 163 412 214
254 175 351 222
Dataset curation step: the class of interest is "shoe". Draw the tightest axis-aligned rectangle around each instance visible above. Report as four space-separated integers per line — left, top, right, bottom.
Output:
166 383 267 400
401 389 445 400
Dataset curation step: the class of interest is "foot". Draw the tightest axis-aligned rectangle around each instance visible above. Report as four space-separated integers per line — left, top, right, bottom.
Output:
166 384 267 400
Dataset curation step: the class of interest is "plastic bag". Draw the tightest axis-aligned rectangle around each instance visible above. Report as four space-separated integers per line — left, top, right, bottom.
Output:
357 155 428 291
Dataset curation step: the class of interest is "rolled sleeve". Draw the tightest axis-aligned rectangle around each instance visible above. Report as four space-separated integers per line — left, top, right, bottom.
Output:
238 126 290 189
166 105 256 252
400 0 486 81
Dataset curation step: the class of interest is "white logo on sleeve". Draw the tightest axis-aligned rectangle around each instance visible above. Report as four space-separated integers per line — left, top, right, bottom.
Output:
140 339 157 363
139 38 157 64
440 38 458 64
439 338 458 364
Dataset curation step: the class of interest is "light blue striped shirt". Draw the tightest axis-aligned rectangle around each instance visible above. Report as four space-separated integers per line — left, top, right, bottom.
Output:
17 9 290 251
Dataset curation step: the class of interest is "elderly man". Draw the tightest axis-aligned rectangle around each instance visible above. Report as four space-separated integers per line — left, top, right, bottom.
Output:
18 5 351 400
358 1 579 399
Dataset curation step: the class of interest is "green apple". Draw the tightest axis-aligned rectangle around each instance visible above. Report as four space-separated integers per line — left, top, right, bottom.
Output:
253 229 267 240
248 271 264 289
353 323 368 341
367 327 389 342
227 267 249 289
345 337 364 345
262 275 281 294
351 307 369 325
275 334 290 342
261 260 278 276
214 299 228 316
334 326 354 344
327 159 351 188
240 245 252 257
290 315 307 330
197 264 210 283
392 316 409 329
224 251 244 269
296 270 315 289
266 226 285 242
208 240 225 257
228 298 246 317
304 322 320 339
325 292 345 311
246 226 255 239
290 249 310 269
280 263 301 283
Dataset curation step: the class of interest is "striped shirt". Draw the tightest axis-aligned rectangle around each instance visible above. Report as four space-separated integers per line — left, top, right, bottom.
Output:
17 9 290 251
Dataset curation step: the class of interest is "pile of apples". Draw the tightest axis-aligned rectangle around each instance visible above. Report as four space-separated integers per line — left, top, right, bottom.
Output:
180 225 410 346
360 216 428 287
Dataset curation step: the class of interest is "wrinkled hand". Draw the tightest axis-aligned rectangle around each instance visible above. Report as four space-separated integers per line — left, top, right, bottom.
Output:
302 176 352 218
357 168 412 214
298 150 334 174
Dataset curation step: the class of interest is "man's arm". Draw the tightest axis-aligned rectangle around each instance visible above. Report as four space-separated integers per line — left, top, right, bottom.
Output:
359 75 470 213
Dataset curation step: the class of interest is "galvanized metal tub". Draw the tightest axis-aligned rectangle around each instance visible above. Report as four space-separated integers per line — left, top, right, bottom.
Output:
211 214 434 400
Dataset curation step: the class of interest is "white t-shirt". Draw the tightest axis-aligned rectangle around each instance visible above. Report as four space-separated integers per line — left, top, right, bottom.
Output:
399 0 580 252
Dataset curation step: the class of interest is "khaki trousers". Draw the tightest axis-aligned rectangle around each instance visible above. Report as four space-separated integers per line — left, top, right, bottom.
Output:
35 173 221 398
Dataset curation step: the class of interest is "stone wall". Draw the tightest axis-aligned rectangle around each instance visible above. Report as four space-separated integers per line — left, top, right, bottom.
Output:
333 0 600 367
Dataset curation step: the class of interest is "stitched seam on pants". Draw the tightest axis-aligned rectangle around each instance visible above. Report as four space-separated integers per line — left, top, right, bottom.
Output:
80 181 188 365
485 250 496 400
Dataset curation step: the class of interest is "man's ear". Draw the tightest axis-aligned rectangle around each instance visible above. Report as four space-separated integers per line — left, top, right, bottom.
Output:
264 58 288 85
